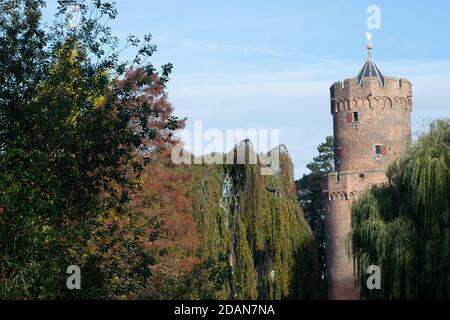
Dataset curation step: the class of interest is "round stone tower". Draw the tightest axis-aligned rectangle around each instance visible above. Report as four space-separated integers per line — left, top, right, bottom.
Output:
324 37 413 300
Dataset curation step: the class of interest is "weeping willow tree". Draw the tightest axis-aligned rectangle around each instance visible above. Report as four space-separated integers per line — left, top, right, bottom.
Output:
173 141 321 300
351 119 450 299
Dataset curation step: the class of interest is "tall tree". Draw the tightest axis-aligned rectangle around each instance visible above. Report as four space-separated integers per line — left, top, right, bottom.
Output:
296 136 334 298
351 119 450 299
0 0 181 298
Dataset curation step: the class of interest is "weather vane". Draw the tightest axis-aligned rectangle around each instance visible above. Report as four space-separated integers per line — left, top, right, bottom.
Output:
365 32 374 56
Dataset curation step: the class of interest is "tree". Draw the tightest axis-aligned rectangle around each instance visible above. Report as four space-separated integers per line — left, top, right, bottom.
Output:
0 0 182 298
351 119 450 299
295 136 334 298
0 0 324 300
305 136 335 174
157 144 323 300
126 148 201 299
0 0 48 154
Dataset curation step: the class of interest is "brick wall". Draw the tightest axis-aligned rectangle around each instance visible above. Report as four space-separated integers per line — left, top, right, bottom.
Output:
324 76 412 300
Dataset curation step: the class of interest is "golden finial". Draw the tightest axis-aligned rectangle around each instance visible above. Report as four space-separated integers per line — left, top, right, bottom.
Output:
365 32 374 56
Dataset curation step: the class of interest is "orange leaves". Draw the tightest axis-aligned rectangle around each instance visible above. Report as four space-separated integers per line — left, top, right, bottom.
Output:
125 146 202 281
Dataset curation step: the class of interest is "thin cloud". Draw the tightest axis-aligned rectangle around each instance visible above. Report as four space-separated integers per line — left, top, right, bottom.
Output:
179 39 339 64
179 39 283 56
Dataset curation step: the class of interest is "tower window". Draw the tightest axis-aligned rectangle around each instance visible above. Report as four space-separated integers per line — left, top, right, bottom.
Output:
375 145 387 160
347 112 359 128
353 112 359 129
337 147 342 159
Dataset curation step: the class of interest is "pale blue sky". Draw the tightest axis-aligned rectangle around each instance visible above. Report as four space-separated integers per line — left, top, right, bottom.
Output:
44 0 450 177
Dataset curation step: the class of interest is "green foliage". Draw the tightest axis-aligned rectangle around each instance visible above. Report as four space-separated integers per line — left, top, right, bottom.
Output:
295 136 334 298
306 136 335 174
181 143 322 299
0 0 322 300
351 119 450 299
166 256 231 300
0 0 180 299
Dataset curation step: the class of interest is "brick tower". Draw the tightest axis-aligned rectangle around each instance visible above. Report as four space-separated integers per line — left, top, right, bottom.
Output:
324 36 413 300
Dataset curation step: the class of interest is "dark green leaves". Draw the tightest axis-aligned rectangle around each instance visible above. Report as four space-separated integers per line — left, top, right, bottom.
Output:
351 119 450 299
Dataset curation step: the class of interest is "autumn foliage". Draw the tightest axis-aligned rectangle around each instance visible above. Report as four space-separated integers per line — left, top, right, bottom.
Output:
0 0 321 300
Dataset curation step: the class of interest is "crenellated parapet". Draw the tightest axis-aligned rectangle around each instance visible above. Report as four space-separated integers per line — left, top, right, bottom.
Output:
329 76 412 173
332 95 412 113
331 77 413 114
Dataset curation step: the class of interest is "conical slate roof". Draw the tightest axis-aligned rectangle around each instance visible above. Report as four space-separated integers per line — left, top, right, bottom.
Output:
357 54 384 86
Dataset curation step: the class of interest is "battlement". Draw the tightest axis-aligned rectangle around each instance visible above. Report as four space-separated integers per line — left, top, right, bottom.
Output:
330 76 413 115
331 77 412 111
331 76 412 92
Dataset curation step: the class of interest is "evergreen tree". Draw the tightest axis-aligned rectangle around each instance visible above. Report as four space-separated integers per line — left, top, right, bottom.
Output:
296 136 334 298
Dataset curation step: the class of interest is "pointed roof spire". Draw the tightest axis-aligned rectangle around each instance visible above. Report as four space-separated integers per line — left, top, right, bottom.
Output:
357 32 384 86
